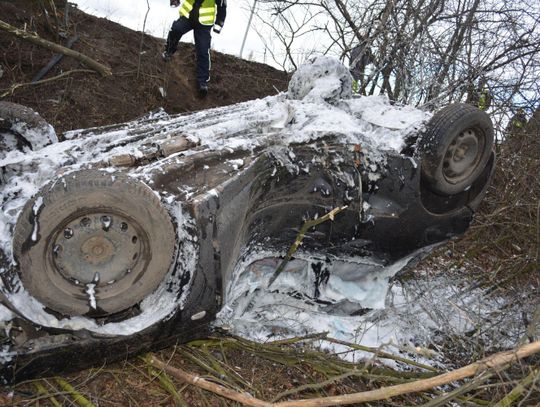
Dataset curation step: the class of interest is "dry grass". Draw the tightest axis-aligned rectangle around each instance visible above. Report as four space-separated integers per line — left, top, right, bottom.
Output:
3 335 538 406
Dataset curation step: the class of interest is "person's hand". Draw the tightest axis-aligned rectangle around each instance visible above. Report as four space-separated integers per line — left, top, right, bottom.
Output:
213 24 222 34
170 0 180 7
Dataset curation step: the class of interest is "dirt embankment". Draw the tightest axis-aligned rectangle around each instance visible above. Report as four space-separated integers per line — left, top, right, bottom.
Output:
0 0 289 133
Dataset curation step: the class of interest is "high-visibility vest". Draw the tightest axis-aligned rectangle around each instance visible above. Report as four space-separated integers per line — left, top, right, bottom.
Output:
180 0 216 25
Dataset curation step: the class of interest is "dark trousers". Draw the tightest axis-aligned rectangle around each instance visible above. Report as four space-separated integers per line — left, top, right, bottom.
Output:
166 16 212 87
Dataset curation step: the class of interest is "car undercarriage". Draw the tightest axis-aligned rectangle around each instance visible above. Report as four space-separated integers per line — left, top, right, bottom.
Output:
0 57 495 384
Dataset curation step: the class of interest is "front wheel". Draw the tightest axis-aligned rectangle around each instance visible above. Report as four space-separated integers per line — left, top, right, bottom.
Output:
416 103 494 196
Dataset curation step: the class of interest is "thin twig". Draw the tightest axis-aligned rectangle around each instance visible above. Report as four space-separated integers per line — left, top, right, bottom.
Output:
1 69 95 98
137 0 151 79
33 382 62 407
419 372 493 407
148 366 190 407
323 336 439 372
492 368 540 407
268 206 348 287
270 370 367 402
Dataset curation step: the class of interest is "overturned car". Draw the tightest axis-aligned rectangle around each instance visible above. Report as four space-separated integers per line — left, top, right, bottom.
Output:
0 57 495 383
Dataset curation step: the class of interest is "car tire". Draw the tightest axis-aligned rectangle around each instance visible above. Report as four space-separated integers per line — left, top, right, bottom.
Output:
417 103 494 196
0 102 57 158
13 170 176 317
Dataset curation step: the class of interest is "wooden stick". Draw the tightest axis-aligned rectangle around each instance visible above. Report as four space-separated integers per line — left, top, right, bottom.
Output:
32 35 80 82
148 355 273 407
149 341 540 407
0 19 112 77
274 341 540 407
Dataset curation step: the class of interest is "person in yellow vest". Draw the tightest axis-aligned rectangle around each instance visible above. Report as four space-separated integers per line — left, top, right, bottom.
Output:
163 0 227 97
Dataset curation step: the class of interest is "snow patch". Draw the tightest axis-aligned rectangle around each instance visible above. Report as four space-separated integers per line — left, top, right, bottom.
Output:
227 159 245 171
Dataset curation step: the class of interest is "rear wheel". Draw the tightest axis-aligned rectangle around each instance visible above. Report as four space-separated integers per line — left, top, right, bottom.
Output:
13 170 176 317
417 103 494 196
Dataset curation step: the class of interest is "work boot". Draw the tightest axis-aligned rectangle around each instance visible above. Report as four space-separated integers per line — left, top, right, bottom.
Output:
162 51 172 62
198 84 208 97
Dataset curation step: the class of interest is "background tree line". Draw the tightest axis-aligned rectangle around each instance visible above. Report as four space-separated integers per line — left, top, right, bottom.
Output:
251 0 540 129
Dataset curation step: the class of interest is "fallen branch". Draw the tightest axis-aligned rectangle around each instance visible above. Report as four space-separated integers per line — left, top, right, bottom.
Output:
32 35 80 82
0 19 112 77
147 355 272 407
1 69 95 98
148 341 540 407
274 341 540 407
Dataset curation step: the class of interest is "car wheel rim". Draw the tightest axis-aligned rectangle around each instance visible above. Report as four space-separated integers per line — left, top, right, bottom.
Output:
442 128 484 185
46 210 151 310
52 212 145 285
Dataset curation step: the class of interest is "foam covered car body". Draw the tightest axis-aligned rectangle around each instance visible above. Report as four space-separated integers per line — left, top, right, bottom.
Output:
0 57 495 383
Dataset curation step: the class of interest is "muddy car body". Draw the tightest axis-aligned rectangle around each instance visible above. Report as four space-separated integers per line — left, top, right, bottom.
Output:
0 57 495 383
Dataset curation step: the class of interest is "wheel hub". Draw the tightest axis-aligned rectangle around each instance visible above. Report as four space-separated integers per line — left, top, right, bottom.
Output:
81 236 115 262
443 129 482 184
52 212 143 286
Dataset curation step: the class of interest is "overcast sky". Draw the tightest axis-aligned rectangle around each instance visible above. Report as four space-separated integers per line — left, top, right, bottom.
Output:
71 0 267 62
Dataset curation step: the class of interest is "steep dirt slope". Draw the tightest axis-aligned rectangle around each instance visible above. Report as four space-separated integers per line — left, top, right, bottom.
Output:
0 0 289 133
